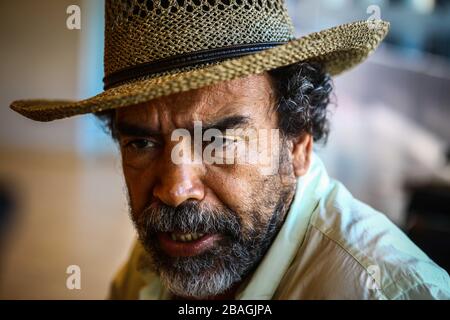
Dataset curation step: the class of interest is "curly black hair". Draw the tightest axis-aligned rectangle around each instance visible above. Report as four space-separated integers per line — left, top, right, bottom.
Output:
95 61 334 143
268 61 334 143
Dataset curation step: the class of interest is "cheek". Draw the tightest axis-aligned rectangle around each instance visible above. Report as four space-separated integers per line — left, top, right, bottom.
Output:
204 164 272 234
122 164 156 217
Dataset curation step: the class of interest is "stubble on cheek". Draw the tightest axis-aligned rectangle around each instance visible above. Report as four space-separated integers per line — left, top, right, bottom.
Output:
231 177 292 242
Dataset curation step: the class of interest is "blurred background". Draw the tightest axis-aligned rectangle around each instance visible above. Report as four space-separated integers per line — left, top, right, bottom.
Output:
0 0 449 299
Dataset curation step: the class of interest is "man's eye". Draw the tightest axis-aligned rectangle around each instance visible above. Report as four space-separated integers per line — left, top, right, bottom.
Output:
126 139 156 151
205 136 237 148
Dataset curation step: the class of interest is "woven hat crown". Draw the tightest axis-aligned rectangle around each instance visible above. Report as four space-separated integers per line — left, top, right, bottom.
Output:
105 0 296 79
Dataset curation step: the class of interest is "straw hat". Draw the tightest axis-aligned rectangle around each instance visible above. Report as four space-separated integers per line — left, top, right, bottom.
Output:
10 0 389 122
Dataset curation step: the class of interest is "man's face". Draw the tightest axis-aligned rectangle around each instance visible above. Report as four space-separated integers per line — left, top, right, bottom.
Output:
115 73 308 298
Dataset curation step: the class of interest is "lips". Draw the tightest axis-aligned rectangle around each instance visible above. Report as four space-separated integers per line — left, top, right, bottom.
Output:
157 231 221 257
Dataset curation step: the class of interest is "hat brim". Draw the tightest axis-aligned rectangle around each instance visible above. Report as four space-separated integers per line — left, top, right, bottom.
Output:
10 20 389 122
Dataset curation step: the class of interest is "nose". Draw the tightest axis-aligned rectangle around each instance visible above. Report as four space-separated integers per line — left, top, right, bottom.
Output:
153 149 205 207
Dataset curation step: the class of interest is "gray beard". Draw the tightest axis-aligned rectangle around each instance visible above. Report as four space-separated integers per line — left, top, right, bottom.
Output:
131 192 291 299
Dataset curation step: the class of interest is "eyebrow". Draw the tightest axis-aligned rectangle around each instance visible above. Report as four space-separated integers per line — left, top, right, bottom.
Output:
115 115 251 138
201 115 251 133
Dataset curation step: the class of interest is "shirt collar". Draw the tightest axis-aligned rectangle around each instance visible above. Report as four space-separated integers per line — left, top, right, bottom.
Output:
236 153 331 299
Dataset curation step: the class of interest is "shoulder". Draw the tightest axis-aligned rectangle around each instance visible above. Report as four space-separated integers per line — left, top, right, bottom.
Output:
276 180 450 300
108 240 152 300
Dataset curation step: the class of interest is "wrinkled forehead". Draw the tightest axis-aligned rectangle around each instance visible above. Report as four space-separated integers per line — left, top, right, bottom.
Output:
115 73 275 131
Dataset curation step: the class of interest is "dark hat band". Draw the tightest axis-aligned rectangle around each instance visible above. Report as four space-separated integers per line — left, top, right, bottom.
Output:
103 42 286 90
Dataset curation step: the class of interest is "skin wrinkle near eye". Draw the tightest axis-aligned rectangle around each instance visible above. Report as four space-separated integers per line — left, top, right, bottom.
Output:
119 113 261 170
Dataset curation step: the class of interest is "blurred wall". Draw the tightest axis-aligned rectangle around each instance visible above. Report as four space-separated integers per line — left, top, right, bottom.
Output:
0 0 134 299
0 0 82 154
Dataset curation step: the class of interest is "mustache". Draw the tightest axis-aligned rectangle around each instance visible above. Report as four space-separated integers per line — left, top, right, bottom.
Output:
136 201 242 239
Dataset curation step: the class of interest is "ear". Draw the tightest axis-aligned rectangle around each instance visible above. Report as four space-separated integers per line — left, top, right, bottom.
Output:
292 133 313 177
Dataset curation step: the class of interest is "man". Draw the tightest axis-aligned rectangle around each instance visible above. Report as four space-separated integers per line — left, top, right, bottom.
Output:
10 0 450 299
